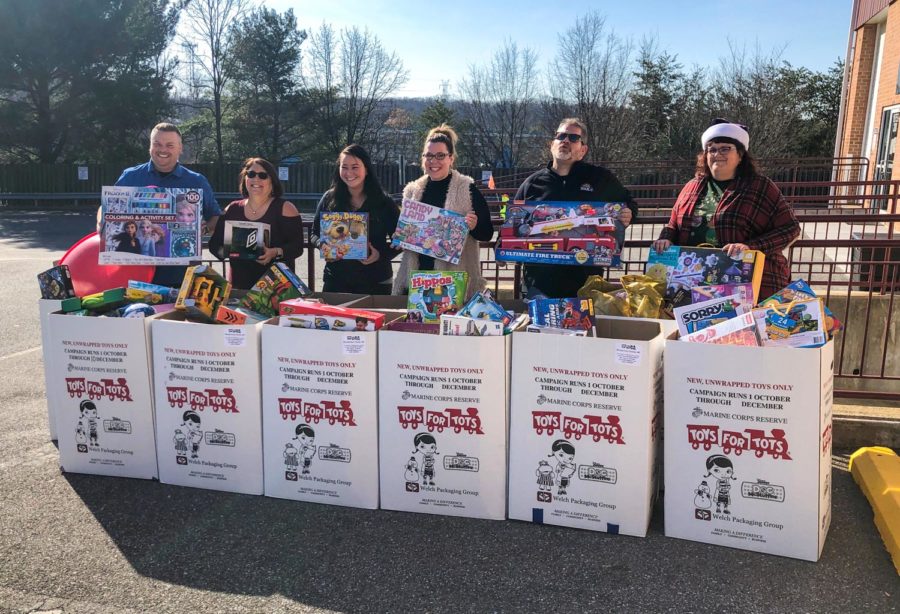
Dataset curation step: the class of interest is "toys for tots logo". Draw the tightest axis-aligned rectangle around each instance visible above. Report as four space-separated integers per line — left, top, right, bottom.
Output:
277 398 357 427
65 377 132 402
166 386 238 413
531 410 624 445
686 424 792 460
397 405 484 435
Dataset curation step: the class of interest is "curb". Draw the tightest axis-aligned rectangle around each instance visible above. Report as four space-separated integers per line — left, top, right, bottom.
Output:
834 417 900 450
848 447 900 575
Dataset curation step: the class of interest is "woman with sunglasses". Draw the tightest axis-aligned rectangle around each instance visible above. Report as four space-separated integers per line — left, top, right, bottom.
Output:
652 119 800 300
310 144 401 295
392 124 493 299
209 157 303 289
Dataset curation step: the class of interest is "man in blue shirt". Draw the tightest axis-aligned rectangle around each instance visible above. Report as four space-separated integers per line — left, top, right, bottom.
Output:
108 122 222 286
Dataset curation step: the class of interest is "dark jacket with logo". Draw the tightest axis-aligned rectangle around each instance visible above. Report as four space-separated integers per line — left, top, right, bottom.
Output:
514 160 638 298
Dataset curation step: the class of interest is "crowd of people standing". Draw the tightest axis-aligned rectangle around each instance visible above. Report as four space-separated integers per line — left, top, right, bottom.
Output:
101 117 797 297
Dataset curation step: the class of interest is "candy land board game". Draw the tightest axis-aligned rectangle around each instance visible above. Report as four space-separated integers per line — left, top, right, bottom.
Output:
391 199 468 265
223 220 270 260
319 211 368 260
645 246 765 307
495 201 621 267
406 271 468 323
100 186 203 265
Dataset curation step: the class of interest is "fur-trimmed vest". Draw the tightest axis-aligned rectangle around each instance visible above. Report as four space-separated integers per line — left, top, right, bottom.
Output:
391 170 487 299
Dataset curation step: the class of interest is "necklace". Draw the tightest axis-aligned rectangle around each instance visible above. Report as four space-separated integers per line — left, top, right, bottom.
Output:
246 197 272 216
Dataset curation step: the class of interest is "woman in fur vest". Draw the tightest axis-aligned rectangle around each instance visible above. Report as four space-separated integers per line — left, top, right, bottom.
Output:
392 125 493 299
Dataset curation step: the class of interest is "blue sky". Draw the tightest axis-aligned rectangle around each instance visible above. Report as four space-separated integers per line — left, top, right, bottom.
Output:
268 0 852 97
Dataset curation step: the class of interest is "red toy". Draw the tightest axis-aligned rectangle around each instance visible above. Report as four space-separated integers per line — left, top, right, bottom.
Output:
59 233 155 296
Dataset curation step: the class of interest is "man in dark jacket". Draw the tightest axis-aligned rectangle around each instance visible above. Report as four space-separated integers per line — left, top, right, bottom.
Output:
514 118 638 298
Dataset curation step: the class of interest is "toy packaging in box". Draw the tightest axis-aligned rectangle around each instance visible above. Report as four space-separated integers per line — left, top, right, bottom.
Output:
319 211 368 260
440 314 504 336
278 299 386 331
759 279 842 337
223 220 270 260
241 262 311 317
175 265 231 321
690 283 755 311
37 265 76 299
673 294 749 337
645 246 764 308
406 270 468 323
752 298 828 348
126 280 179 305
681 311 761 346
528 297 595 331
495 200 622 267
457 290 511 325
215 303 267 325
391 199 468 265
80 287 127 312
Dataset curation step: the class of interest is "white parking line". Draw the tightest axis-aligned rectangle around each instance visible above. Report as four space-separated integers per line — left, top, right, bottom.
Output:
0 346 40 361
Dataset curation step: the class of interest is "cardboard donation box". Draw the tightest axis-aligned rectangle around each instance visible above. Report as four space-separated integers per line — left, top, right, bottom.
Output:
378 331 511 520
508 320 664 536
261 323 380 508
151 312 264 495
40 299 63 440
47 313 158 479
664 338 834 561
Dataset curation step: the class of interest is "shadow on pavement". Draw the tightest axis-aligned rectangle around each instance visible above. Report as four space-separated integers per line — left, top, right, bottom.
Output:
0 208 96 252
62 461 898 613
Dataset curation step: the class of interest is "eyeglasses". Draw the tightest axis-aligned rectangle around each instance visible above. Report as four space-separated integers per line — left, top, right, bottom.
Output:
246 170 269 180
705 145 735 156
422 153 450 161
554 132 583 143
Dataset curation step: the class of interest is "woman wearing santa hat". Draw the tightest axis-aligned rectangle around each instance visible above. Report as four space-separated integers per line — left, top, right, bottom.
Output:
652 119 800 300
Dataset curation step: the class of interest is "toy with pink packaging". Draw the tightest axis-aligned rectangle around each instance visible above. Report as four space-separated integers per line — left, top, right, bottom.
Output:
391 199 468 265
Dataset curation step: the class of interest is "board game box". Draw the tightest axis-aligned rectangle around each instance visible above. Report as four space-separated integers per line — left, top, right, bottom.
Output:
673 294 749 337
37 265 76 299
406 270 468 323
645 246 765 307
319 211 368 260
752 298 828 348
527 297 595 331
681 311 762 346
391 199 468 265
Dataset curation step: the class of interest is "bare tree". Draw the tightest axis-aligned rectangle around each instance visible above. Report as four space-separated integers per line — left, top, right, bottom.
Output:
545 11 636 161
303 23 408 156
711 42 800 159
458 40 540 167
180 0 250 163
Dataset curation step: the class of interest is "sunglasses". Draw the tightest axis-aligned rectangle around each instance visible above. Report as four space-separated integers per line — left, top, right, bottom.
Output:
246 170 269 180
554 132 583 143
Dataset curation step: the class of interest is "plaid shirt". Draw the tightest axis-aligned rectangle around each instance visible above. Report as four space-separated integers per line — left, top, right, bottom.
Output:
658 174 800 298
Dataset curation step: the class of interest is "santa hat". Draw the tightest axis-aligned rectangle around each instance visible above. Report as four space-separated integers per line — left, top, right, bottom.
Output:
701 119 750 151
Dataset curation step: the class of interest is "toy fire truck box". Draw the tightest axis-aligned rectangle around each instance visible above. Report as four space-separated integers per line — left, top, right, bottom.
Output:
508 319 664 536
645 246 765 308
664 335 834 561
40 299 64 440
495 201 621 267
261 319 384 508
151 311 264 495
378 329 511 520
46 311 158 479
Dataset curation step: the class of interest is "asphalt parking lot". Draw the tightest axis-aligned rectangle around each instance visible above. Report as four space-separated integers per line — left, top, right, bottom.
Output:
0 207 897 613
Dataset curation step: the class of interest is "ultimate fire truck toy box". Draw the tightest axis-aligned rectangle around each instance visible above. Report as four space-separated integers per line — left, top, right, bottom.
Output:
495 201 622 267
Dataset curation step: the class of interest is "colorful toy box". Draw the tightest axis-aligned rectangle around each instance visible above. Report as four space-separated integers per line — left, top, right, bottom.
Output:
175 265 232 321
495 200 622 267
241 262 310 317
407 271 468 323
645 246 765 308
391 199 468 265
319 211 368 260
223 220 270 260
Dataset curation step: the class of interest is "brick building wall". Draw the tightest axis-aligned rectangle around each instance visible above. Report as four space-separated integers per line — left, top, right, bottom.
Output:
870 2 900 179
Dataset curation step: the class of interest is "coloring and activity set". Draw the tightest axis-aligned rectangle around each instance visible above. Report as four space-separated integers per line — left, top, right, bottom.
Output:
494 200 622 267
319 211 369 260
100 186 203 265
391 199 468 265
